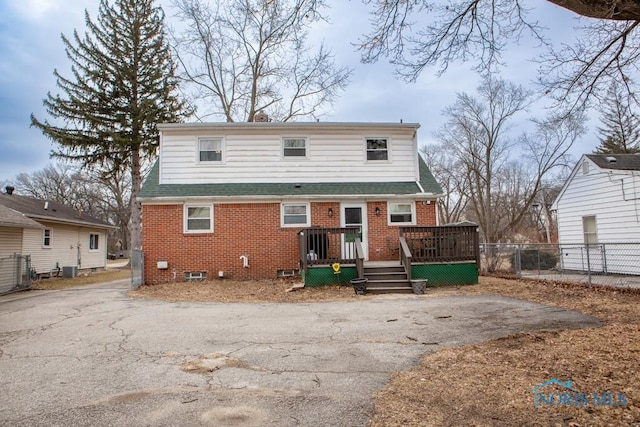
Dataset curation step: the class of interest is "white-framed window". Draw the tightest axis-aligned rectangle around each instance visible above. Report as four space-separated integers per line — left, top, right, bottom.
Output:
583 215 597 245
281 203 310 227
582 161 589 175
184 205 214 233
198 138 223 162
283 137 307 158
388 202 415 225
42 228 52 248
89 233 99 251
366 138 389 161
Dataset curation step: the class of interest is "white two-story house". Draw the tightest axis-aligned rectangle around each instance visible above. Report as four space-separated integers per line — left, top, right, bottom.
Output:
138 121 444 284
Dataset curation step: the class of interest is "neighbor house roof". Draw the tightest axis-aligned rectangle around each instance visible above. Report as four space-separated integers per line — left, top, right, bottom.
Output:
157 121 420 132
0 204 44 229
0 193 114 229
585 154 640 171
139 156 443 201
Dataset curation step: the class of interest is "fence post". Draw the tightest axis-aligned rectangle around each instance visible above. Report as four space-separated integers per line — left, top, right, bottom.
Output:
585 245 592 287
514 245 521 278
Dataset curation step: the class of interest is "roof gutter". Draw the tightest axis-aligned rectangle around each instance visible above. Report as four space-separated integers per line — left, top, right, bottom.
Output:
138 193 439 204
25 215 117 230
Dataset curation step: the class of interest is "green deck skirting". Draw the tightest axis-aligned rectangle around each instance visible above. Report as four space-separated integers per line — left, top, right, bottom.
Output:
411 262 478 286
303 263 478 287
303 267 357 287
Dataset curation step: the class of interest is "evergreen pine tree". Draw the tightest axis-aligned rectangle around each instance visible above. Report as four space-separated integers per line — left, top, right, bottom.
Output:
31 0 188 251
593 84 640 154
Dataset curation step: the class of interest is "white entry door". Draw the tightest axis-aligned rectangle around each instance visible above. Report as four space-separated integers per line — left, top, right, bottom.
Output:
341 202 368 260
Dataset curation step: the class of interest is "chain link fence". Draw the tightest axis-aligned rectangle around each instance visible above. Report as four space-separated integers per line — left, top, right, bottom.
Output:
0 254 32 295
131 249 144 289
480 243 640 288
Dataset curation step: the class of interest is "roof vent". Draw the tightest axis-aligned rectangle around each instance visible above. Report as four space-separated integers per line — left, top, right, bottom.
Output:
606 156 617 163
4 186 14 195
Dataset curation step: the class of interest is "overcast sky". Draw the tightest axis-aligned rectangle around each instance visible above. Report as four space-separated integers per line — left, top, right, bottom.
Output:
0 0 600 183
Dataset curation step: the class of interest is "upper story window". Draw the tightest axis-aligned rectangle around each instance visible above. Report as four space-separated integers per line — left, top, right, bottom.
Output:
184 205 214 233
43 229 52 248
281 203 310 227
366 138 388 161
283 137 307 158
388 202 415 225
198 138 223 162
89 233 99 251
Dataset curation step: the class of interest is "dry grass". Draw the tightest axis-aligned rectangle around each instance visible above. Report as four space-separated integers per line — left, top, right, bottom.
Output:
370 277 640 427
129 276 640 426
31 269 130 290
129 278 356 303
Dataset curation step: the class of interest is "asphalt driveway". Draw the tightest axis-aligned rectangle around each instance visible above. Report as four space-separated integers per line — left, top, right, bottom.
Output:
0 281 600 426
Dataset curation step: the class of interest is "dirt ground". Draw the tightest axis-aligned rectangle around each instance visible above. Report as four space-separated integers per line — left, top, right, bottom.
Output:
131 277 640 426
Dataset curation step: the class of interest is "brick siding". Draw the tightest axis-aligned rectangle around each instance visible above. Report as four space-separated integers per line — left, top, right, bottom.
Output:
142 200 436 284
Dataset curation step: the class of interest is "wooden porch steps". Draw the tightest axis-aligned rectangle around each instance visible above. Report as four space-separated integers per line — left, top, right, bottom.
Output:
363 265 413 294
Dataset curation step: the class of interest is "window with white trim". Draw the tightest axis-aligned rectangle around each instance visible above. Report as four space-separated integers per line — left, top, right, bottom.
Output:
198 138 223 162
583 216 597 245
366 138 388 161
283 137 307 158
184 205 213 233
89 233 99 251
281 203 310 227
582 161 589 175
43 229 52 248
388 202 415 225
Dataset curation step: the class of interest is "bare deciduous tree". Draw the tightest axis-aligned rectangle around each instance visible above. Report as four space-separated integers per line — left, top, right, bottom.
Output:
420 143 469 224
435 76 585 248
357 0 640 110
172 0 352 122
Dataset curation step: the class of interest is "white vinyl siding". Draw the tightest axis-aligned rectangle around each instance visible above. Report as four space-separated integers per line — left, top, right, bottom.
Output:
388 202 415 225
159 128 417 184
555 159 640 244
184 205 213 233
22 223 107 274
283 137 307 158
281 203 310 227
0 228 23 258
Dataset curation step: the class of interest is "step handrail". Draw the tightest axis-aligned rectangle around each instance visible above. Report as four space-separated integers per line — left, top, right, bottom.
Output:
399 236 412 280
355 238 365 278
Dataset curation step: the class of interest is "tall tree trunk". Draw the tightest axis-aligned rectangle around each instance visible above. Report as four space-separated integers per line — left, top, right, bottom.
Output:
129 149 143 251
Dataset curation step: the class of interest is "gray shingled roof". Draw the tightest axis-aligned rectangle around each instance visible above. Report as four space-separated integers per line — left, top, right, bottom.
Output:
0 204 44 229
139 156 442 199
0 193 114 229
586 154 640 171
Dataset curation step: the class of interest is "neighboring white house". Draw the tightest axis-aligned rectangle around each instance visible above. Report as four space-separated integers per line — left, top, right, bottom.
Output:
552 154 640 275
0 187 115 276
0 203 44 294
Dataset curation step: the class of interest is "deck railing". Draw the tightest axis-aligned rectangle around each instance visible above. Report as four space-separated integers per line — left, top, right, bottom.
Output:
298 227 361 273
399 225 480 267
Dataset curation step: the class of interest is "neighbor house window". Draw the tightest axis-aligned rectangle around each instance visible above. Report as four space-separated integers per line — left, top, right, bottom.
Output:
283 137 307 158
198 138 223 162
583 216 597 245
582 161 589 175
366 138 388 161
89 233 99 251
184 205 213 233
281 203 310 227
388 202 415 225
43 229 52 248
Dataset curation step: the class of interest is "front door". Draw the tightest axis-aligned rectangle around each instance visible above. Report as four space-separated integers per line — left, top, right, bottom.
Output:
341 202 368 260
